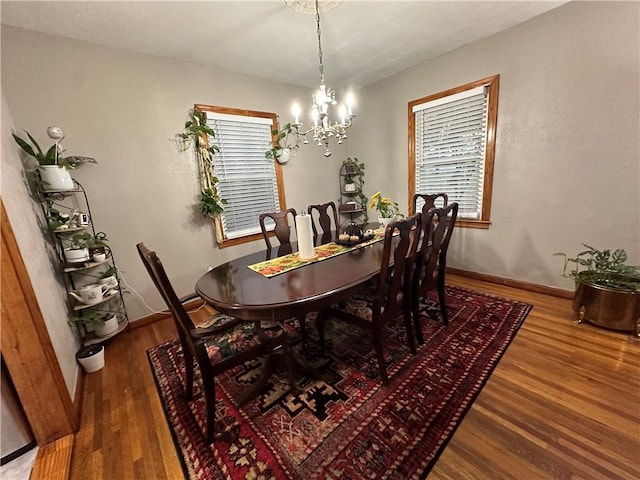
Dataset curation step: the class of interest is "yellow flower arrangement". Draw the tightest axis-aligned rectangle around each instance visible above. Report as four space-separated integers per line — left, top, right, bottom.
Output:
368 191 401 218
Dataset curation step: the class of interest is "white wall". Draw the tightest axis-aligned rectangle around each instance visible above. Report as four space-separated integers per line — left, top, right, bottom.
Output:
1 26 346 324
351 1 640 290
1 93 79 396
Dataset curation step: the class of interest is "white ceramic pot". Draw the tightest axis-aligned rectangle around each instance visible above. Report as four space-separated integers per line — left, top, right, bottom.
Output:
95 314 119 337
276 148 290 164
76 344 105 373
378 217 394 229
99 274 118 291
64 248 90 263
40 165 74 191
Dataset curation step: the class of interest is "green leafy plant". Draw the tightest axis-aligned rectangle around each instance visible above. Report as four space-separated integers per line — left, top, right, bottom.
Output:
12 130 72 168
342 156 365 176
200 187 227 217
176 109 226 218
12 129 97 169
100 265 118 279
62 231 108 250
554 244 640 292
69 311 112 329
265 122 301 160
368 191 401 219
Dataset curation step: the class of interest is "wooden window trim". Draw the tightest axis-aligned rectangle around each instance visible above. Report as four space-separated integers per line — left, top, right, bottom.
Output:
408 74 499 229
193 104 287 248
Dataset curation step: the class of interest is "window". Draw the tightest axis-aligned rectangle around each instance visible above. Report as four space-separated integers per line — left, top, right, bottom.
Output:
408 75 499 229
195 104 286 247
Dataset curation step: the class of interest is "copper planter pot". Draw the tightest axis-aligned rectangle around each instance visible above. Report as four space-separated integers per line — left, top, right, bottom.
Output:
573 279 640 335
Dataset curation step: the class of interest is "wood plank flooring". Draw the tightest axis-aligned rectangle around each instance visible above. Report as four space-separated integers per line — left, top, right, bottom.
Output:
69 275 640 479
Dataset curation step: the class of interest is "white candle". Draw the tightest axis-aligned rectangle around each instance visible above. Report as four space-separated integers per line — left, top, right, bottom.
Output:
292 103 300 125
295 214 315 260
346 93 354 116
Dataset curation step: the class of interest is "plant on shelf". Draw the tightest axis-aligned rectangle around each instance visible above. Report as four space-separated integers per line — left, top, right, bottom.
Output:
176 109 227 218
69 311 112 329
12 126 96 190
342 156 365 177
60 231 109 263
100 264 118 279
265 121 301 164
554 244 640 334
340 157 368 221
44 202 72 231
369 191 401 220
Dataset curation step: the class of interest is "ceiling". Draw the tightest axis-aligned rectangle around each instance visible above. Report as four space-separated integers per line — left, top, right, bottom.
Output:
1 1 567 89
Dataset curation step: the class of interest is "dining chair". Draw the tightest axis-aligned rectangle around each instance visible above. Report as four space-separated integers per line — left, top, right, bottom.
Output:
411 192 448 215
308 201 339 241
315 213 422 384
259 208 297 250
136 242 283 444
410 203 459 344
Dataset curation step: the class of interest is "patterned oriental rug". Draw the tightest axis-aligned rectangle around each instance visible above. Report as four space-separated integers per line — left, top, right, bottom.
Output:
148 285 532 480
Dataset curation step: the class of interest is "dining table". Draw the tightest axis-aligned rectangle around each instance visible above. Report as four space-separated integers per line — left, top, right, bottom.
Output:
194 225 391 403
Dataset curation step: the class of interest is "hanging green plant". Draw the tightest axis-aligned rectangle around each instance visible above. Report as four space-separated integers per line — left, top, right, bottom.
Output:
176 109 226 218
200 186 227 217
265 121 301 163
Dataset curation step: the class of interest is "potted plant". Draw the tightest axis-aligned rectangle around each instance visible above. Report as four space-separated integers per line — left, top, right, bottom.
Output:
12 126 96 191
70 311 119 337
60 231 108 263
340 157 368 221
76 344 105 373
98 265 119 291
265 122 301 164
555 244 640 333
369 191 402 228
176 109 227 218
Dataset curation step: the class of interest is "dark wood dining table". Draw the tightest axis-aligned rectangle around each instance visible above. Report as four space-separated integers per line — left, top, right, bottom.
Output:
195 229 387 324
194 228 389 403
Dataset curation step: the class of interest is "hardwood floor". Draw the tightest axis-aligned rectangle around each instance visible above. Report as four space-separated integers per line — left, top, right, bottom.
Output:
68 275 640 479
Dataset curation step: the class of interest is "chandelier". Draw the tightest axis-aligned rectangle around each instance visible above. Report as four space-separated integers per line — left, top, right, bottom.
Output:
289 0 356 157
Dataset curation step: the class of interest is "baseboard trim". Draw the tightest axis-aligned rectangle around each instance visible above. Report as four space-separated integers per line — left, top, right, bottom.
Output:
128 300 207 330
447 267 574 300
30 434 73 480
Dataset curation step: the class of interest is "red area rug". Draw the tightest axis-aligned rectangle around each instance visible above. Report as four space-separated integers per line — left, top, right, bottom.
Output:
148 285 532 479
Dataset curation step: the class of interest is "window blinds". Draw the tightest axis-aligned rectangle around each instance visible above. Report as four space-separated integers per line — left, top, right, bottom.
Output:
206 112 278 239
413 86 489 219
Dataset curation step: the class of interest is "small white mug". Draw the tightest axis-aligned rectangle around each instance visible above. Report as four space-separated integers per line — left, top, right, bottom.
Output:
92 253 106 263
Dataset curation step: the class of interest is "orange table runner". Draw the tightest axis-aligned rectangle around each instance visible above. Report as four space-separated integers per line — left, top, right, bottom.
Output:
248 230 385 278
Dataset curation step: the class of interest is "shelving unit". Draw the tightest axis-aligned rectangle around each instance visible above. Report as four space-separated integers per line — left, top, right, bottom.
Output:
41 180 129 346
338 160 367 226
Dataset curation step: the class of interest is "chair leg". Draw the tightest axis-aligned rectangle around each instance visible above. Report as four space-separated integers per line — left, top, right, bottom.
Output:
403 306 417 354
184 348 195 401
316 310 328 356
372 327 389 384
298 315 308 350
201 373 217 445
437 274 448 326
412 294 425 345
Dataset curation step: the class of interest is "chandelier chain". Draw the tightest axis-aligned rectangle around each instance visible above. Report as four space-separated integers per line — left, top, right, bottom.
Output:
315 0 324 82
290 0 356 157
